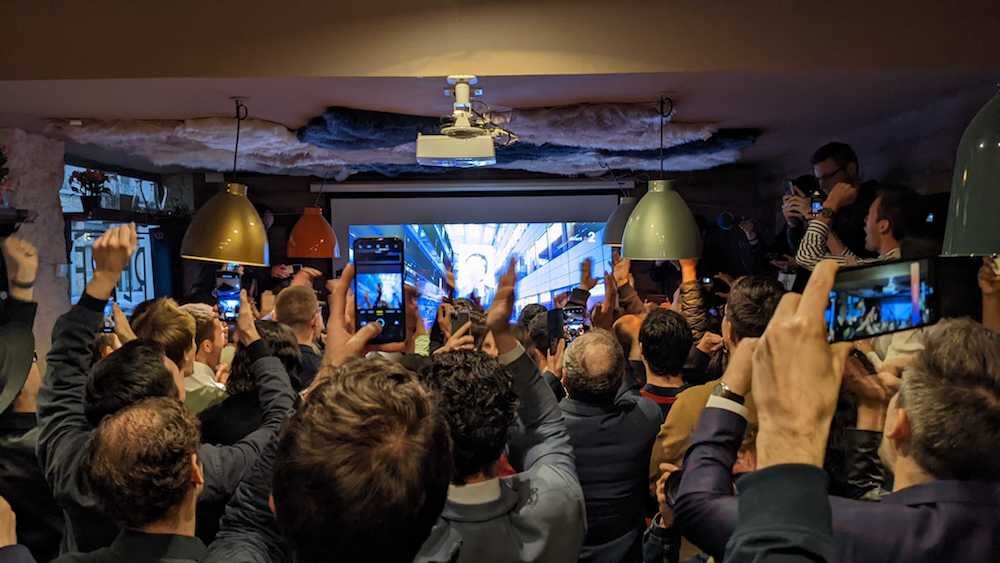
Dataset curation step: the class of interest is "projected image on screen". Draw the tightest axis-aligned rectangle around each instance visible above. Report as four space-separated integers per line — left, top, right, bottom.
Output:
356 273 403 310
349 223 609 326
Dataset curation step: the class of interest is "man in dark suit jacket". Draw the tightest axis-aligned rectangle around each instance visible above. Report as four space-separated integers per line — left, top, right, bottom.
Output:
560 329 662 563
674 314 1000 562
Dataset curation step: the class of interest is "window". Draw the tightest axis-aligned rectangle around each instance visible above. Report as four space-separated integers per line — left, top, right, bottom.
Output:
60 164 161 214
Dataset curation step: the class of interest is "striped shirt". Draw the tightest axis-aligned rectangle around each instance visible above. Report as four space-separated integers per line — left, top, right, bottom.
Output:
795 219 901 271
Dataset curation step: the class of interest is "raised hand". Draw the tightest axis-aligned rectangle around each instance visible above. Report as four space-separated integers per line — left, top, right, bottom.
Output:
696 332 724 355
752 260 851 469
323 263 400 369
2 235 39 301
291 267 322 288
579 258 598 291
591 273 618 331
87 223 138 300
546 337 566 382
435 321 475 355
486 257 516 335
236 290 261 345
112 303 137 344
613 255 632 288
0 496 15 549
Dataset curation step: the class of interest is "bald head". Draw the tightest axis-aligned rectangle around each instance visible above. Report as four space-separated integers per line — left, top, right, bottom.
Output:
564 329 625 400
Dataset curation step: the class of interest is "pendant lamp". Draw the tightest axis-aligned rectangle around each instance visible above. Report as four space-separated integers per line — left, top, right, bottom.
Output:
602 196 638 247
287 207 338 258
942 88 1000 257
181 99 270 266
621 97 701 260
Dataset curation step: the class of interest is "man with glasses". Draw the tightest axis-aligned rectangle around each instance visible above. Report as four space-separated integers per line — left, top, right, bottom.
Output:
790 142 880 271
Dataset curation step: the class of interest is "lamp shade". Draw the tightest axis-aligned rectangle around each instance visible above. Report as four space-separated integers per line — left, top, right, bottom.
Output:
621 180 701 260
602 196 638 246
942 90 1000 256
287 207 337 259
181 183 269 266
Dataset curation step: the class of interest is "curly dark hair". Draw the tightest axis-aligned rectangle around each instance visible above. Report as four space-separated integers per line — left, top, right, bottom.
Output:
726 276 785 340
639 309 693 377
227 320 303 394
84 397 200 528
273 357 452 563
419 350 517 484
85 340 178 426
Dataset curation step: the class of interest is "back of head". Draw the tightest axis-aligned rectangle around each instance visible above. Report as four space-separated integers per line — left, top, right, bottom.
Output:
273 286 319 329
419 350 516 484
726 276 785 339
180 303 217 346
564 329 625 401
131 298 196 367
639 309 693 376
901 318 1000 481
85 340 176 426
811 142 859 169
273 358 452 563
228 320 303 394
85 397 200 528
518 303 547 330
527 313 550 354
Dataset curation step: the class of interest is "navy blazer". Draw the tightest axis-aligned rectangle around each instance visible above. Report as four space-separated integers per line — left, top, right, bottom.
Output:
561 392 663 563
674 407 1000 563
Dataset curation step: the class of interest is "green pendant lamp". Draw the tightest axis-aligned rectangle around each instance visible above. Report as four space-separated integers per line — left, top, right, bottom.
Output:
181 99 270 266
621 97 701 260
602 196 638 247
942 88 1000 257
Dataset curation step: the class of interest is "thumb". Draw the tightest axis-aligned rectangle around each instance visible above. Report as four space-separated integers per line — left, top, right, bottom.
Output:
350 321 383 349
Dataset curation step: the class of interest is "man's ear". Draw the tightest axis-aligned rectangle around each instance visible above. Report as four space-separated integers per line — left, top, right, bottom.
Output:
268 494 277 516
722 318 734 347
879 218 893 237
886 404 912 443
191 454 205 487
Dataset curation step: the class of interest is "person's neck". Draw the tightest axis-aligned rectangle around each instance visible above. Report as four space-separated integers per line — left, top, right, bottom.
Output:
646 372 683 388
194 352 218 369
139 496 196 537
890 457 934 492
292 327 315 348
878 237 900 257
459 462 499 485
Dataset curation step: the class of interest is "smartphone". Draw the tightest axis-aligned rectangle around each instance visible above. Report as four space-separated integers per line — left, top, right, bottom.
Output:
102 292 116 334
784 180 796 196
824 258 938 343
216 271 241 322
810 190 825 215
353 237 406 344
562 305 587 343
701 276 713 285
546 308 564 354
451 310 488 350
451 311 471 336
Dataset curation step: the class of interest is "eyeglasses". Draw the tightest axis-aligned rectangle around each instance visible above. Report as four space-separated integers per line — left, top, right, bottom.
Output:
816 166 845 183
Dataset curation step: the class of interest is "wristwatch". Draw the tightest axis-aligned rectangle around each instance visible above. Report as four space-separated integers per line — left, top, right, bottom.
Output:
817 207 835 220
712 381 746 405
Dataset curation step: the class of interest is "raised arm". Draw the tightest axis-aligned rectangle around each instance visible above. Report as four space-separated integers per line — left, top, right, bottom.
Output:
488 258 576 478
0 237 38 408
677 258 707 340
36 225 137 496
794 184 858 271
198 290 296 504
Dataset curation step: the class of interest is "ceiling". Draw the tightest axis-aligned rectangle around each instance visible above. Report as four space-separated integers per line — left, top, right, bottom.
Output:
1 70 995 174
1 0 998 179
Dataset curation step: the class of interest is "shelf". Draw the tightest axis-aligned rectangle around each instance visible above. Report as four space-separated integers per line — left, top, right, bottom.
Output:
63 209 190 224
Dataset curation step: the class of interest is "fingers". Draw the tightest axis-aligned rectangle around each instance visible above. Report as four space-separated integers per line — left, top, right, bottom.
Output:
452 320 472 339
658 462 680 475
349 321 382 349
330 264 354 329
799 260 839 318
770 291 802 321
830 342 854 379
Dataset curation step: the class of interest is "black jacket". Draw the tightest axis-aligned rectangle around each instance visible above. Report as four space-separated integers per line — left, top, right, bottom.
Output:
297 344 321 389
560 391 663 563
36 294 296 554
52 529 206 563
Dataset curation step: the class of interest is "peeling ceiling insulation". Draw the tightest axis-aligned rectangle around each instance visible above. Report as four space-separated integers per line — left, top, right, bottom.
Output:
47 103 758 179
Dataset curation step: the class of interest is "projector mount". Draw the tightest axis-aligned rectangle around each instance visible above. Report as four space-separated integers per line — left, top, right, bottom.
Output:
441 75 517 145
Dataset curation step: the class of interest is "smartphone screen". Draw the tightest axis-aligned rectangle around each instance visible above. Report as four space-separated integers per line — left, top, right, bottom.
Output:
102 293 116 334
353 237 406 344
563 305 587 343
216 271 241 322
824 258 938 342
546 308 564 353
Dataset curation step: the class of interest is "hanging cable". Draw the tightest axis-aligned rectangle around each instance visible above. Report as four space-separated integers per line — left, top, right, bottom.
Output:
232 99 248 174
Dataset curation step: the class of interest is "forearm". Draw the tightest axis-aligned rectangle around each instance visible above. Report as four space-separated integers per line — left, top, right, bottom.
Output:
500 345 576 475
619 284 645 315
795 221 848 271
983 294 1000 333
723 465 834 563
678 280 707 340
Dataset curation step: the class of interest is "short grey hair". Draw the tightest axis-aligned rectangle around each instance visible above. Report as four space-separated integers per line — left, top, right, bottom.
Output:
563 329 625 399
899 318 1000 481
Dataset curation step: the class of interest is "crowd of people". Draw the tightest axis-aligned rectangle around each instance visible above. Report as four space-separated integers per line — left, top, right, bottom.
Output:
0 141 999 563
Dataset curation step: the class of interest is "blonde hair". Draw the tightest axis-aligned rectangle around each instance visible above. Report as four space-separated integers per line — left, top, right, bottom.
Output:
132 298 196 366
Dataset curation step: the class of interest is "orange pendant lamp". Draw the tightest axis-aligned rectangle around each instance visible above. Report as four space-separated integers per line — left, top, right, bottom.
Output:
287 207 338 258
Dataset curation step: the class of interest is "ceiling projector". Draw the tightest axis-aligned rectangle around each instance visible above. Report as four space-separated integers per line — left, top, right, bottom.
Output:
416 75 509 168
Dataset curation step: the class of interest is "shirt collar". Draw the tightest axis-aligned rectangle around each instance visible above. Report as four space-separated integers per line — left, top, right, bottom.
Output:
113 529 207 560
447 478 502 505
187 362 224 390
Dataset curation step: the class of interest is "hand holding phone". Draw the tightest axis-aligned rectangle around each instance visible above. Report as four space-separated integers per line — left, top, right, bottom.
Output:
216 271 241 322
353 237 406 344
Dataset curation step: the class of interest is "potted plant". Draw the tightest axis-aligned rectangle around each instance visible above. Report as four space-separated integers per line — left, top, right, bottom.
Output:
69 169 114 214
